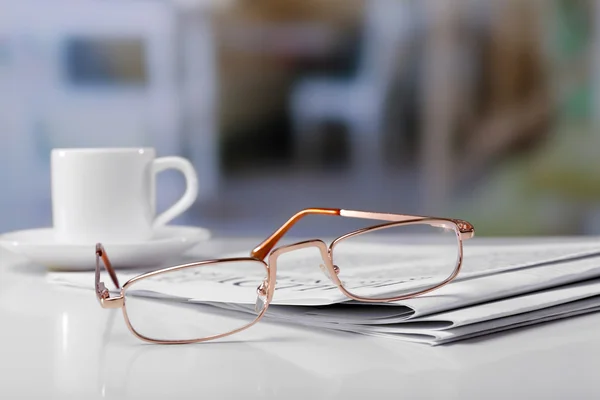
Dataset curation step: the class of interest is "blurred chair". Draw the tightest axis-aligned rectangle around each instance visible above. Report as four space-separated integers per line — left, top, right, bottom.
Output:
288 0 416 170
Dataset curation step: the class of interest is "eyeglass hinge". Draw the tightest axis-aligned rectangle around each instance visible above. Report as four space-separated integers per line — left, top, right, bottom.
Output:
100 295 124 309
97 282 124 309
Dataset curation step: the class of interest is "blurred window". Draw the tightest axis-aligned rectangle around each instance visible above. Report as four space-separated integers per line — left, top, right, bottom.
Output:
64 37 147 86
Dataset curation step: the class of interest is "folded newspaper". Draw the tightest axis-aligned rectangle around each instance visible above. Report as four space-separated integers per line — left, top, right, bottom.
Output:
48 241 600 345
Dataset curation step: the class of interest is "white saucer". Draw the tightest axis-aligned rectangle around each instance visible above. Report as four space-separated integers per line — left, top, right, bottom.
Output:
0 225 211 271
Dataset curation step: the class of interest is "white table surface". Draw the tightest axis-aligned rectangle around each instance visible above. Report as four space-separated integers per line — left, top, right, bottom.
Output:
1 237 600 399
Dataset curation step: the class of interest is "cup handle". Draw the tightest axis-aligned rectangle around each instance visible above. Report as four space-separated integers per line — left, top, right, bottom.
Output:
151 156 199 228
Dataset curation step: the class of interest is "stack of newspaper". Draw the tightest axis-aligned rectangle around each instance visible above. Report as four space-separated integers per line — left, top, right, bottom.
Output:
48 240 600 345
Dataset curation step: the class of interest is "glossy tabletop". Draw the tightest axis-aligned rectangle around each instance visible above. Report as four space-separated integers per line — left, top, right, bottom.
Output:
1 237 599 399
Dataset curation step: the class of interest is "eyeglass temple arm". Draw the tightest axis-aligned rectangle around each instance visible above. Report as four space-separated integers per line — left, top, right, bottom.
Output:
251 208 475 260
339 210 475 240
251 208 341 260
95 243 124 309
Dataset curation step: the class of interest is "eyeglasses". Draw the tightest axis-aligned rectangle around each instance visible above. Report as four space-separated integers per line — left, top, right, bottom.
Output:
95 208 474 344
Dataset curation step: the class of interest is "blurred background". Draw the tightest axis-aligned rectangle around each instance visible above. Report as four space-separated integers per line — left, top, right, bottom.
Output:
1 0 599 238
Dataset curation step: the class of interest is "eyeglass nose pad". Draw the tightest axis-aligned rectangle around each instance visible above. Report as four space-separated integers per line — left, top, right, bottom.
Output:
254 280 268 314
319 264 340 283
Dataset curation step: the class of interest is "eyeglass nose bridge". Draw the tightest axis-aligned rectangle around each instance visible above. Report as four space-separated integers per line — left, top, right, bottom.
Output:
267 239 343 288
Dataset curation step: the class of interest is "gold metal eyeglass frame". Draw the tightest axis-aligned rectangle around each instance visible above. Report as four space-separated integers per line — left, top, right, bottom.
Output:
95 208 474 344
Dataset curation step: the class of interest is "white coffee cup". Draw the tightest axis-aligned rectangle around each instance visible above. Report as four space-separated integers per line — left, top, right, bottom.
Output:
51 147 198 244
